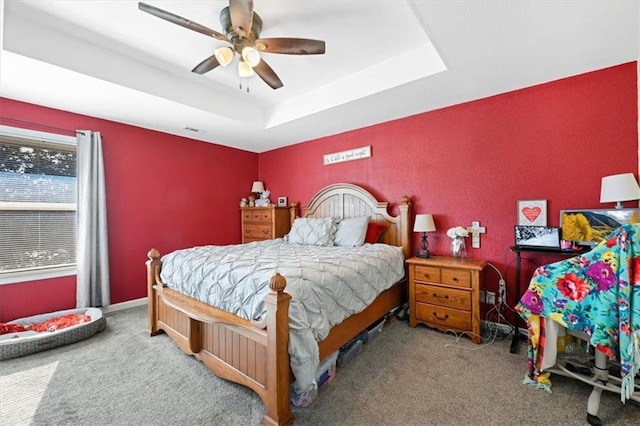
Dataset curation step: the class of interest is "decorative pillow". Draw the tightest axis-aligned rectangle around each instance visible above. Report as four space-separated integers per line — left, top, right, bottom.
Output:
334 216 370 247
285 217 338 246
365 222 387 244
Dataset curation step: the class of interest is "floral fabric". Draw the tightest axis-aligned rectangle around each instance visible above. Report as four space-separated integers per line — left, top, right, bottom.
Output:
516 223 640 402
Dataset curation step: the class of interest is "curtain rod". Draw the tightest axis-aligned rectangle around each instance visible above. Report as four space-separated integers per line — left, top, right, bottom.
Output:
0 116 86 135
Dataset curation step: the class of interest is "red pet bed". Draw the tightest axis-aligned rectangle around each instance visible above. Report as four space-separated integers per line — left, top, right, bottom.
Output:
0 308 106 360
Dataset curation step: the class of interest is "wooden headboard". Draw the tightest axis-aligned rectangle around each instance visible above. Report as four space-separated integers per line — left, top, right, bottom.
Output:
297 183 411 258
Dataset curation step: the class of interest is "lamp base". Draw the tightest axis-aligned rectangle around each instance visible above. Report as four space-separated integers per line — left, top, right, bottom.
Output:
415 248 430 258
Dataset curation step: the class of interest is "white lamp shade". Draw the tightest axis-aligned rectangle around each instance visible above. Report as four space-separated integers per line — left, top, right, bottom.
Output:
251 181 265 193
214 47 234 67
600 173 640 203
238 60 255 77
413 214 436 232
241 46 261 67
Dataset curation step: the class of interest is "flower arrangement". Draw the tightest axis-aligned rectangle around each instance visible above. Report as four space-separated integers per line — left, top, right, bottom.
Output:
447 226 469 258
447 226 469 239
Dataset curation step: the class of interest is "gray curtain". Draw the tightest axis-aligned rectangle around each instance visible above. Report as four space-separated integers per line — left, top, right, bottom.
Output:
76 131 110 308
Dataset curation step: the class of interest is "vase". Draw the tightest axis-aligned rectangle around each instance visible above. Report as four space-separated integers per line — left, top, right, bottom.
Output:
451 237 467 258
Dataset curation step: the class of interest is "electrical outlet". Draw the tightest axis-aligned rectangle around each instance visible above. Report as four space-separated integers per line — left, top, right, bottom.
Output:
479 289 486 304
486 291 496 305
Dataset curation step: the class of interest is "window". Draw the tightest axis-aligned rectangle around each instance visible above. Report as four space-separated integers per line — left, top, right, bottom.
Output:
0 126 77 283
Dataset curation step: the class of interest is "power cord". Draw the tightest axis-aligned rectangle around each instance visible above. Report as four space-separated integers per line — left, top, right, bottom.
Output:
442 328 499 350
486 261 506 304
483 261 517 338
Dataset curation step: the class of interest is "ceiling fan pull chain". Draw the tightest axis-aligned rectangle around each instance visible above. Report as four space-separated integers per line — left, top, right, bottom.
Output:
239 77 250 93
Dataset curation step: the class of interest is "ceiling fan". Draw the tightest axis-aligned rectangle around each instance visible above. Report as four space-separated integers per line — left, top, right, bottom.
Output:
138 0 326 90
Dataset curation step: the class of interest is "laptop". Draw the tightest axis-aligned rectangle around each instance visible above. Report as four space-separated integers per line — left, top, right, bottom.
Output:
514 225 561 250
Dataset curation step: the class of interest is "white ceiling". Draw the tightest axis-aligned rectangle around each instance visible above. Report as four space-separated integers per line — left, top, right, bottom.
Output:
1 1 638 153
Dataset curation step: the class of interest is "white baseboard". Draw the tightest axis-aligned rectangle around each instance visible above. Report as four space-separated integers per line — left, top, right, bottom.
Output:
101 297 147 314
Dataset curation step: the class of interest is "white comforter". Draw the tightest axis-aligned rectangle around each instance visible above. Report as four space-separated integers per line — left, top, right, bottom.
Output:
160 238 405 392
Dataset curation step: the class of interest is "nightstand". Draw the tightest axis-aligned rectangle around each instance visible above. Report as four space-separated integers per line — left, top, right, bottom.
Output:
241 206 292 243
406 256 486 343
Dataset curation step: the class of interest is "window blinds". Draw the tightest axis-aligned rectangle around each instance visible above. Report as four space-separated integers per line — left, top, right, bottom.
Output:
0 135 77 274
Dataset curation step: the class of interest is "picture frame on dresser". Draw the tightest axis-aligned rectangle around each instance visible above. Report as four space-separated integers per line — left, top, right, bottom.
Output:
277 196 288 207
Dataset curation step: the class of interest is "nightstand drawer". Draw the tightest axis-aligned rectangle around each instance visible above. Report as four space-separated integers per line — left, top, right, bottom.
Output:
413 265 441 283
415 284 471 310
414 303 471 331
441 268 471 288
243 225 273 239
243 209 273 223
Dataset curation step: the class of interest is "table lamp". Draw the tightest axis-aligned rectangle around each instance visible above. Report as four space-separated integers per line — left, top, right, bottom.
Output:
413 214 436 258
600 173 640 209
251 181 265 197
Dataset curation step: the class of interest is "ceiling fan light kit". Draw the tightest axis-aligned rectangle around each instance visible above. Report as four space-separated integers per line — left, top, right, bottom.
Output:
139 0 326 90
214 47 234 67
241 46 261 67
238 60 255 78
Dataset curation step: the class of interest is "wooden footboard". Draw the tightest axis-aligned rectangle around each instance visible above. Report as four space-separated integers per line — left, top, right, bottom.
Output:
147 249 293 426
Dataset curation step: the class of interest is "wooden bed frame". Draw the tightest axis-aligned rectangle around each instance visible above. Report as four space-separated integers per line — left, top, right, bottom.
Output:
146 183 411 425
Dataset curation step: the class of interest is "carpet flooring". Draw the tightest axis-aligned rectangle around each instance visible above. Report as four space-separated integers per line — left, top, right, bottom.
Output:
1 305 638 425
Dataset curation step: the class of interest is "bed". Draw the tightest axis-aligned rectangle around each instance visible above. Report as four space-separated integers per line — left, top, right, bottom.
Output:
146 183 411 425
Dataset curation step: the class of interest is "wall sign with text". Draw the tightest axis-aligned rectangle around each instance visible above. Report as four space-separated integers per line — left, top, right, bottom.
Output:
323 146 371 165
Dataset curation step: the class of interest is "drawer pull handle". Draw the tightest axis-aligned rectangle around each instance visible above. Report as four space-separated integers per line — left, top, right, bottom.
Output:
262 229 269 234
432 293 449 299
452 277 458 282
433 313 449 320
423 274 430 278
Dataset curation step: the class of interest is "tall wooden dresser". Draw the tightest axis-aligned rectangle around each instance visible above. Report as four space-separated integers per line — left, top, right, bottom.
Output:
406 256 486 343
241 206 292 243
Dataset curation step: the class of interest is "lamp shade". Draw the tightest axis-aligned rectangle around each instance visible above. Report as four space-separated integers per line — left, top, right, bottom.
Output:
214 47 234 67
241 46 261 67
238 60 255 77
251 181 265 193
413 214 436 232
600 173 640 207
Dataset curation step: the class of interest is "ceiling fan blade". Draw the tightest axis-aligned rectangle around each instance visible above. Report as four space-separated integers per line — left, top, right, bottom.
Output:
138 2 229 42
253 59 283 90
255 38 325 55
229 0 254 38
192 55 221 74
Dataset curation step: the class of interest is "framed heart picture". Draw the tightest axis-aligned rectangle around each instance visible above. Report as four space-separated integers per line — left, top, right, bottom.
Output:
517 199 547 226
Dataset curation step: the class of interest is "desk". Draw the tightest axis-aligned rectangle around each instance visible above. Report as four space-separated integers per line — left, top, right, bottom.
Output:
509 246 586 354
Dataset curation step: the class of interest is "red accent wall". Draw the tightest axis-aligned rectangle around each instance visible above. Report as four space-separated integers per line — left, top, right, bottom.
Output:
259 62 639 312
0 98 257 322
1 62 637 322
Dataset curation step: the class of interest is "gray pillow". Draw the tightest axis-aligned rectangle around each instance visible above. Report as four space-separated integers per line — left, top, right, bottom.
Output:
334 216 370 247
286 217 338 246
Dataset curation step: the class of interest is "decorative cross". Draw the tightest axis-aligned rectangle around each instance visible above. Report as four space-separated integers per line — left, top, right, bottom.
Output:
467 221 487 249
